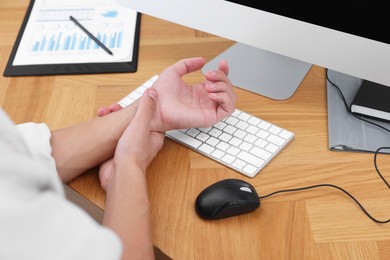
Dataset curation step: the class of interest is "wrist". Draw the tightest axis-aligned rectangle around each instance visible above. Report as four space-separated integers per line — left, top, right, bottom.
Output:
151 111 166 132
104 160 145 192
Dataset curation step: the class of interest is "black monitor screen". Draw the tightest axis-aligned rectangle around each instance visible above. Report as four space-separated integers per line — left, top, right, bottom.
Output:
225 1 388 44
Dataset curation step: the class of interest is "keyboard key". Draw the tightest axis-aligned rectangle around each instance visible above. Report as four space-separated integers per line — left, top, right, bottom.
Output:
225 117 239 125
199 143 214 154
186 128 200 137
236 121 249 130
216 141 230 151
227 146 240 156
232 159 246 170
267 134 286 146
196 132 210 142
211 149 225 159
219 132 232 142
269 125 282 135
239 142 253 152
254 138 268 148
222 154 235 164
265 143 279 153
229 137 242 147
243 164 258 176
237 111 251 121
233 129 247 139
244 134 257 143
224 125 237 135
209 128 222 138
256 129 269 139
280 130 293 140
214 121 227 130
248 116 261 125
237 151 263 168
246 125 259 135
231 110 240 117
259 121 271 130
250 146 272 161
206 136 219 147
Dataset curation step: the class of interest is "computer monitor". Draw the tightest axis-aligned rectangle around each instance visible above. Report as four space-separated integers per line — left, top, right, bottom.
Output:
117 0 390 100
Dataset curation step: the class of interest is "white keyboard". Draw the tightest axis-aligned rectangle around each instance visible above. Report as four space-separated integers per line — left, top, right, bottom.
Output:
118 75 294 178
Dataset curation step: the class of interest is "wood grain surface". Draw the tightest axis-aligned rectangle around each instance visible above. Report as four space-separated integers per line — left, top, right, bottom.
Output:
1 1 389 259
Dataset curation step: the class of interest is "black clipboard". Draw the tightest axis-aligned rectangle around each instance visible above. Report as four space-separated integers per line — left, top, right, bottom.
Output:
3 0 141 77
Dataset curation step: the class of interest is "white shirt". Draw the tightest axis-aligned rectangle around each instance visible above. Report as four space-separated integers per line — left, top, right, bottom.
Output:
0 109 122 260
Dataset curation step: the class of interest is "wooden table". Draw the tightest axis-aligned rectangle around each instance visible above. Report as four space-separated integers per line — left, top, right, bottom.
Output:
1 1 389 259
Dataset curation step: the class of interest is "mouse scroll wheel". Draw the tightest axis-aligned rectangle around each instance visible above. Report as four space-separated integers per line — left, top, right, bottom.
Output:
239 187 253 193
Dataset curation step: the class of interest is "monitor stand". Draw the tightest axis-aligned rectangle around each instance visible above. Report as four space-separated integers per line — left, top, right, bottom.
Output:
202 43 312 100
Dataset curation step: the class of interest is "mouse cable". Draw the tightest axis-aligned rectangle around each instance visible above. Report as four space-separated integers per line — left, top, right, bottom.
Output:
259 182 389 224
259 145 389 224
259 72 390 224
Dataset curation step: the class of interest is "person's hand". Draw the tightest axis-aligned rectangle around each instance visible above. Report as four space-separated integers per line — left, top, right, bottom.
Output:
97 57 236 132
150 57 236 132
99 88 164 191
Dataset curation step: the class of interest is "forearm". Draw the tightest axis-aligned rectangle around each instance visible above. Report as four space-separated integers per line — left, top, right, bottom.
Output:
103 163 154 260
51 101 139 183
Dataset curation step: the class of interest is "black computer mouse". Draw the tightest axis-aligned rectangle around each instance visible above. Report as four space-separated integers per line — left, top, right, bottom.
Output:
195 179 260 220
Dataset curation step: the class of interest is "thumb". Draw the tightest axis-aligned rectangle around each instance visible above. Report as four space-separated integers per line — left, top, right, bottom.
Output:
133 88 158 127
170 57 205 77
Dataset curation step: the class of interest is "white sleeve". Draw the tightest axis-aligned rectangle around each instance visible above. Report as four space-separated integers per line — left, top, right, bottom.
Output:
15 122 64 195
0 111 122 260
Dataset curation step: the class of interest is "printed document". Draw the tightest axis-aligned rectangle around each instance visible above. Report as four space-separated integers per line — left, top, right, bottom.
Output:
13 0 138 65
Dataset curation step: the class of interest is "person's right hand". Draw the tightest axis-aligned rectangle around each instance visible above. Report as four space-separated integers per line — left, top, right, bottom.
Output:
99 88 164 191
99 88 162 260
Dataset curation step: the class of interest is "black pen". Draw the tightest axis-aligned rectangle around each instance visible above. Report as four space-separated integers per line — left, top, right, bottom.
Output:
69 16 113 56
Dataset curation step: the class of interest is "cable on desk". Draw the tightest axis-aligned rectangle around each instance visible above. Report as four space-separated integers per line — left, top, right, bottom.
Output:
259 73 390 224
259 182 389 224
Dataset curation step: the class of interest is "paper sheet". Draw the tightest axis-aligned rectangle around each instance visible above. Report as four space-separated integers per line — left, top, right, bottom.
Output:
13 0 138 65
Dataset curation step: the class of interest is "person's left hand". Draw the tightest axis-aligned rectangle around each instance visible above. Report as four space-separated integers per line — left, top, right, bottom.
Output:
149 57 236 132
97 57 236 132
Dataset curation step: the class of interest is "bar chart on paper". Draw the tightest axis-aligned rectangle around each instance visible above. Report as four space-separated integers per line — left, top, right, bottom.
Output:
12 0 138 66
31 9 123 53
31 29 123 52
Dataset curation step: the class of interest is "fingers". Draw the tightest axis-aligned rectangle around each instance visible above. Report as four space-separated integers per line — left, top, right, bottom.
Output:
109 103 123 112
204 70 236 106
204 60 231 91
208 91 236 115
207 81 236 115
204 59 236 116
97 103 123 117
205 69 230 84
97 107 111 117
169 57 205 77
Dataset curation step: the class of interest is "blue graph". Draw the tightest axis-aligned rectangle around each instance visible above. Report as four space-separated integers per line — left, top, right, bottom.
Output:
31 30 123 52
